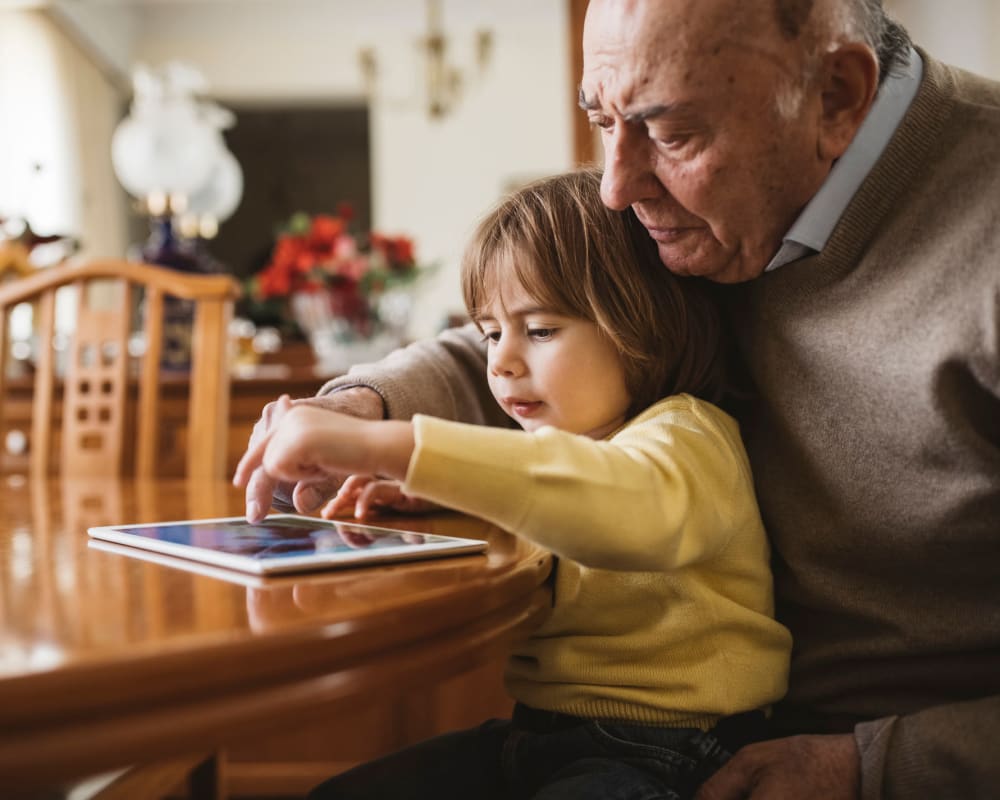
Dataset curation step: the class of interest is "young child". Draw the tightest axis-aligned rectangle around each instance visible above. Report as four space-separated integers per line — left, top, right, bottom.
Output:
234 170 791 800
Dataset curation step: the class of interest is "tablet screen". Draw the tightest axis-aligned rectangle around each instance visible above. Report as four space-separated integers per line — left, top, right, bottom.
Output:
88 515 487 575
124 518 425 558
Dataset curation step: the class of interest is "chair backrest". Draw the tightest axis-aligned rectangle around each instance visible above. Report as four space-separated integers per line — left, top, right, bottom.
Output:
0 259 240 481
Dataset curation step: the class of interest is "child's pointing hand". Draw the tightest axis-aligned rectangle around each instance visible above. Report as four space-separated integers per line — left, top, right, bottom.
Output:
234 404 415 492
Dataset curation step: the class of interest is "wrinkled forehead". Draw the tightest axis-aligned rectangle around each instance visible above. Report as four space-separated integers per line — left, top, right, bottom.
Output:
581 0 796 109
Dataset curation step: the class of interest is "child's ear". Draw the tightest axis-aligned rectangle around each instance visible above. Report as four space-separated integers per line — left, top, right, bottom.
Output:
815 43 879 162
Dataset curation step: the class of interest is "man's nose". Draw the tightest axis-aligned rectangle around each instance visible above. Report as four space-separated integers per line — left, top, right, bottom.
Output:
600 124 657 211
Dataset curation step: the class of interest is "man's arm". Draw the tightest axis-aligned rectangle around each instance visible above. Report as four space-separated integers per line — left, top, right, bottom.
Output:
855 695 1000 799
318 323 507 426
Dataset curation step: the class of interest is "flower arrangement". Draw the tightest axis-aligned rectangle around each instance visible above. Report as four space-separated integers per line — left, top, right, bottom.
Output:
249 208 428 370
251 208 424 337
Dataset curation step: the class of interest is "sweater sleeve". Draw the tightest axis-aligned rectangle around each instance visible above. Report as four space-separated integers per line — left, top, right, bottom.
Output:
855 695 1000 799
318 323 509 427
404 398 755 571
850 282 998 795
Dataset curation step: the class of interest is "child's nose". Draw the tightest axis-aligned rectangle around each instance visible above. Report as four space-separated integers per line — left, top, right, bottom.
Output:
490 340 525 377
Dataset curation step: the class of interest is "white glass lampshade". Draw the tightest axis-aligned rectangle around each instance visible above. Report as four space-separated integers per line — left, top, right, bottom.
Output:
111 98 223 199
187 148 243 223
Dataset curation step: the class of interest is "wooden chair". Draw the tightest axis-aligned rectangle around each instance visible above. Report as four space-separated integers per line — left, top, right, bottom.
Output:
0 261 238 796
0 259 240 480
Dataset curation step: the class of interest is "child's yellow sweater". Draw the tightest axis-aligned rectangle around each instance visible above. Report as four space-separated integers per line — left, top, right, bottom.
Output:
405 393 791 729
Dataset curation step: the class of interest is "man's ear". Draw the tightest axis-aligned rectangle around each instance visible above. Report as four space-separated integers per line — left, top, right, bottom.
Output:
816 43 879 161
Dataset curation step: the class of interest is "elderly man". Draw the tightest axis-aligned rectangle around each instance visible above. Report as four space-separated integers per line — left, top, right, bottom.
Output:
242 1 999 797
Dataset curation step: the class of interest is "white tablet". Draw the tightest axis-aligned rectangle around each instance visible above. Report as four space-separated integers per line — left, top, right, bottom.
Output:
87 514 488 576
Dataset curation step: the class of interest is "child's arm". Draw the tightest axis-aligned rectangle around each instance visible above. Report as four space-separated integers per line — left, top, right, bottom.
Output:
323 475 440 519
402 398 756 572
233 405 414 490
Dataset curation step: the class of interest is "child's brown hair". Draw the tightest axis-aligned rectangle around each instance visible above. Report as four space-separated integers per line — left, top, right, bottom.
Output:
461 168 726 414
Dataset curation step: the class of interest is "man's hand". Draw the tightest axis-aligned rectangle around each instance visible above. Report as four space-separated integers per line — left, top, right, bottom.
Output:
696 734 860 800
236 387 385 522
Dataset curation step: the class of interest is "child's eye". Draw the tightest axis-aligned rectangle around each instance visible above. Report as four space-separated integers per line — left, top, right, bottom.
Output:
481 330 501 343
528 327 555 341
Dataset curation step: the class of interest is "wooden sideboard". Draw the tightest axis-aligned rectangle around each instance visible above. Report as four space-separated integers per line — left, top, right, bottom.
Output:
1 343 334 477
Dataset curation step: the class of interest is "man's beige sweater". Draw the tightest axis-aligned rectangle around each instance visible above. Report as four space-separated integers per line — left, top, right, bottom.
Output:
321 53 1000 799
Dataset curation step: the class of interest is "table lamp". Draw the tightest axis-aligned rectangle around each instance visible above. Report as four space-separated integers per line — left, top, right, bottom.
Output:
111 62 243 269
111 62 244 368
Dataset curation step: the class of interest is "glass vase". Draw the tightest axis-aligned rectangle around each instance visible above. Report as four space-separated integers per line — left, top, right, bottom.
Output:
291 287 411 374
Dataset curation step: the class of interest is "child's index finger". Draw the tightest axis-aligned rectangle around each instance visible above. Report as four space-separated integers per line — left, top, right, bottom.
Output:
232 427 274 488
233 394 295 488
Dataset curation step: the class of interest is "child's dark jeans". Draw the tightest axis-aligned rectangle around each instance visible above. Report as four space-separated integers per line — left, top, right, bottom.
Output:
306 704 766 800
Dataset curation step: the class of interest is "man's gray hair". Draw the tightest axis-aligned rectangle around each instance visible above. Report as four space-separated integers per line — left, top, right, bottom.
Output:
775 0 912 84
845 0 912 83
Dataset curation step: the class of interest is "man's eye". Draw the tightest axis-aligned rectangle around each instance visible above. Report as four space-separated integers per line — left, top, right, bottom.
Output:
528 328 555 341
651 130 694 149
589 114 614 131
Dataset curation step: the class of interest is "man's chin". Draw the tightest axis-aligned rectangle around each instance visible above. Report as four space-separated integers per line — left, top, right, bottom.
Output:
653 241 716 278
654 243 760 284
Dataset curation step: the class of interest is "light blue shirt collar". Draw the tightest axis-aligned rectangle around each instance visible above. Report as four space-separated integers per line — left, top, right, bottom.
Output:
765 48 924 272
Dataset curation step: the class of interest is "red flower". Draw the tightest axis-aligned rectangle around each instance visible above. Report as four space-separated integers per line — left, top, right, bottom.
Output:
308 214 344 247
294 249 315 274
271 235 301 266
256 262 291 298
340 256 369 282
390 237 415 265
251 211 424 304
370 233 416 268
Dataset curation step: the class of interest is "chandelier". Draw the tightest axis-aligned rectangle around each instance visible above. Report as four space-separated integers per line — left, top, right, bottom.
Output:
359 0 493 119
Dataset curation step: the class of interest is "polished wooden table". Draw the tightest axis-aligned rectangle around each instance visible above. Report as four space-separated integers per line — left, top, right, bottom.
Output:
0 476 552 791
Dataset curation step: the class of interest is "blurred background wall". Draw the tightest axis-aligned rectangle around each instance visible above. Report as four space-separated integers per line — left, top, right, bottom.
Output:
1 0 997 339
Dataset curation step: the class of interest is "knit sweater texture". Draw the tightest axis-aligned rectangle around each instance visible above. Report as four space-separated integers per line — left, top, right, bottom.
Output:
322 51 1000 799
405 395 791 728
721 51 1000 798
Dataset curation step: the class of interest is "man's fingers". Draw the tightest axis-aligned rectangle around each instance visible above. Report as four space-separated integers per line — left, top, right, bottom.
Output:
695 749 758 800
697 735 859 800
292 479 340 513
269 479 297 513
